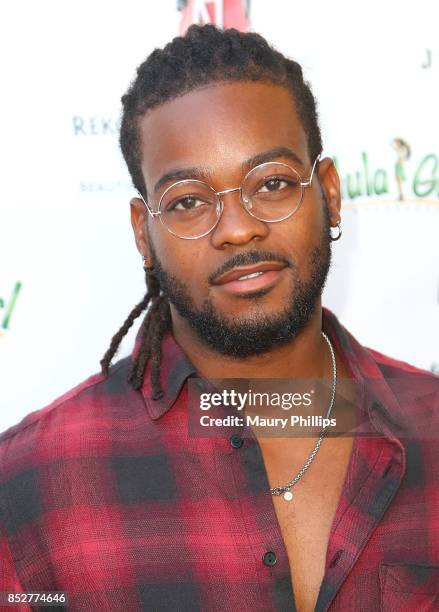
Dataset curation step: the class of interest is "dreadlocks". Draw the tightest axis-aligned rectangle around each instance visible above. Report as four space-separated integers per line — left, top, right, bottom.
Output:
101 23 323 396
100 268 171 398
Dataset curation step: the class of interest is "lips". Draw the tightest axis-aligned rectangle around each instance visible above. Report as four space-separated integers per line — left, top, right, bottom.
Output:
211 261 287 295
212 262 287 285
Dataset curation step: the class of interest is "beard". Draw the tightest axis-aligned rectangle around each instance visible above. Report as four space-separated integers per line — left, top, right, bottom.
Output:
149 205 332 358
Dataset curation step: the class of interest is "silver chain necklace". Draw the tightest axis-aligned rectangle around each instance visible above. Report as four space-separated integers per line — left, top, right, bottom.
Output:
270 331 337 502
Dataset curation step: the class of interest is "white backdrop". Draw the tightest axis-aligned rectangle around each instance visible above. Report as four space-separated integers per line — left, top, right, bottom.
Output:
1 0 438 432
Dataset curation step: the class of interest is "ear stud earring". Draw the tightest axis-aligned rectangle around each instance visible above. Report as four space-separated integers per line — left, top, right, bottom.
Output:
142 255 154 271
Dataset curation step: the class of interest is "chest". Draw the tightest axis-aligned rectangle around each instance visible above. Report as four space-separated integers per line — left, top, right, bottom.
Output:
272 486 342 611
260 437 353 611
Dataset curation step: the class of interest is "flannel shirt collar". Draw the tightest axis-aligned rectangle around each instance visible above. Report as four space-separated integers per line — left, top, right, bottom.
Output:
323 308 406 449
132 307 407 445
131 326 196 420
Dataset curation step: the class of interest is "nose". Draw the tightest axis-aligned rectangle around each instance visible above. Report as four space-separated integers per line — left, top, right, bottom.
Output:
210 189 269 249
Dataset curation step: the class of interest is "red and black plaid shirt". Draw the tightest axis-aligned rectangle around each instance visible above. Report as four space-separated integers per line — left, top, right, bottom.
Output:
1 308 439 611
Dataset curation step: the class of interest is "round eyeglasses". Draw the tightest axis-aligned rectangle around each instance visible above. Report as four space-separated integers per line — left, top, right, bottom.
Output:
138 155 321 240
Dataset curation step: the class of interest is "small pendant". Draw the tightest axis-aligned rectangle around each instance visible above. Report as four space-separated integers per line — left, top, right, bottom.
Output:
283 491 293 501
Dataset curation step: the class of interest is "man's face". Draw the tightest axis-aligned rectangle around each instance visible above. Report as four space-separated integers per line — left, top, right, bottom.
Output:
131 81 340 356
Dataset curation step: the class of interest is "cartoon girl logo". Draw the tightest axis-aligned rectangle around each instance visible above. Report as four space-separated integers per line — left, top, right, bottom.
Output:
391 138 411 201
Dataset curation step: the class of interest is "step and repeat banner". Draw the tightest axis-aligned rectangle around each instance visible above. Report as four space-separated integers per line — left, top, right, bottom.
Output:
1 0 438 431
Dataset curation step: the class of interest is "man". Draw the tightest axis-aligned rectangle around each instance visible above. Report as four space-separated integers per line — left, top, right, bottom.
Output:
1 24 438 612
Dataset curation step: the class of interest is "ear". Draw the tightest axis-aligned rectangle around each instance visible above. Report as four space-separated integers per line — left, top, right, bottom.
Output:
130 197 151 259
316 157 341 227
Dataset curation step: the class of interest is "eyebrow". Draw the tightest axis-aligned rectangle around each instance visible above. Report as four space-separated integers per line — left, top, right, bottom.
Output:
152 146 305 194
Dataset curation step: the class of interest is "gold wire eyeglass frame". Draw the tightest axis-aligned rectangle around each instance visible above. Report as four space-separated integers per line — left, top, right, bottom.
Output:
137 155 321 240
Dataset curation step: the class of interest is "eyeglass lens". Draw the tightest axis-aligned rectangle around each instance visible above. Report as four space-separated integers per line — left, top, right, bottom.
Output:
159 162 303 239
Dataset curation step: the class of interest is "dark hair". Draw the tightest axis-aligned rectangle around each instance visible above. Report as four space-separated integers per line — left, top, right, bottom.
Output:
101 24 323 395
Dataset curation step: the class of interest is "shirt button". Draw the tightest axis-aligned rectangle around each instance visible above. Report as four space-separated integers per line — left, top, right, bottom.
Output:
262 551 277 567
230 434 244 449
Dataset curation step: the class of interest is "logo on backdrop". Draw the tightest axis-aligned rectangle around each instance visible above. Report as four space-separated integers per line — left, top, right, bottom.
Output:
334 141 439 202
391 138 411 201
178 0 250 34
421 48 432 69
0 282 22 336
72 116 120 136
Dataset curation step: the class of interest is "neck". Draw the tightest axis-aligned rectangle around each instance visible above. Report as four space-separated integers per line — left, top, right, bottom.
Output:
170 300 330 381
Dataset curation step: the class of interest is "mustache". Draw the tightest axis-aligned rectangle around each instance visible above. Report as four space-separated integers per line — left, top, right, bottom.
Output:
208 250 292 284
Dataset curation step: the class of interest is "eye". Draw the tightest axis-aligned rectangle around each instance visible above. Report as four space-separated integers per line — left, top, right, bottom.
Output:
258 176 297 193
167 196 206 212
